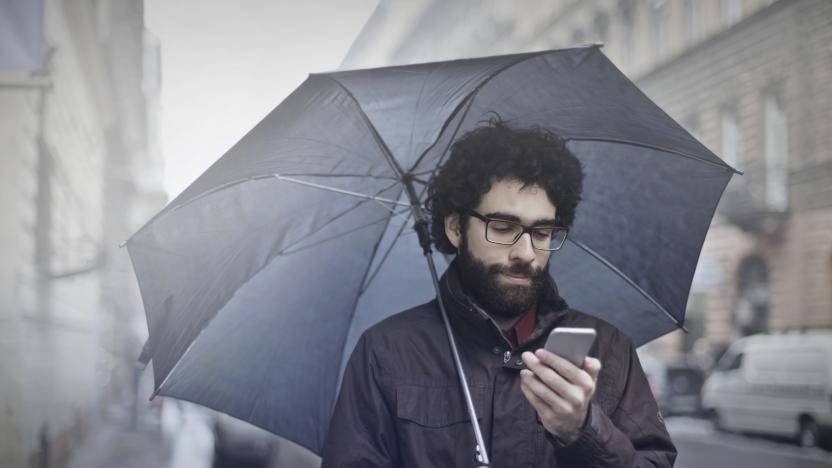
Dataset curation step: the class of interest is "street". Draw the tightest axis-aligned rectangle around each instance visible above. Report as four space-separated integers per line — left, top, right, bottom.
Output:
62 409 832 468
667 417 832 468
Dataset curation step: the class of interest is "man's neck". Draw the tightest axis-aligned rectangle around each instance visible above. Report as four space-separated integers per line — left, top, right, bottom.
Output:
494 315 523 331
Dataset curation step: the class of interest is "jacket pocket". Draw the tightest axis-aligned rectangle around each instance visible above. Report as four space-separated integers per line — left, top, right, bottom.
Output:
395 384 484 427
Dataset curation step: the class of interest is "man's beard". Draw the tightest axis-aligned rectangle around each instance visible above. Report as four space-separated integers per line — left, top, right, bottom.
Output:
457 236 549 322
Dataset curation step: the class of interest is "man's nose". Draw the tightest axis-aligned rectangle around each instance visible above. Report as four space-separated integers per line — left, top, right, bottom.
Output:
509 232 537 262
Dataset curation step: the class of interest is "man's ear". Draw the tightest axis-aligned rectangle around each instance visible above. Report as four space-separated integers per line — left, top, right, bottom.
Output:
444 213 462 249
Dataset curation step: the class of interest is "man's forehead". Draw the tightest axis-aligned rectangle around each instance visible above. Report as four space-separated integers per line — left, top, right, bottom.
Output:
476 179 557 223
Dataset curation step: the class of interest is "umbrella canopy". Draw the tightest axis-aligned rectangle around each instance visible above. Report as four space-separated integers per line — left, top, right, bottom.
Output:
126 46 735 454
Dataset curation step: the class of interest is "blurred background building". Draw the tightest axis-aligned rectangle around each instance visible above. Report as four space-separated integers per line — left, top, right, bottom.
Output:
343 0 832 362
0 0 165 466
2 0 831 466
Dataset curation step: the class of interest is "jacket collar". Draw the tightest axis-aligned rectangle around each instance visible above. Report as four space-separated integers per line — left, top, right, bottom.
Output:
438 258 570 352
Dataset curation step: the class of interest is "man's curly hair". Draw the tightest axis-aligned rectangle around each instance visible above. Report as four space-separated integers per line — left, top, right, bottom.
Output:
427 120 584 255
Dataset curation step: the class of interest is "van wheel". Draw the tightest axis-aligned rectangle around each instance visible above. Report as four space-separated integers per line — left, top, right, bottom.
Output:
798 418 819 448
707 409 724 432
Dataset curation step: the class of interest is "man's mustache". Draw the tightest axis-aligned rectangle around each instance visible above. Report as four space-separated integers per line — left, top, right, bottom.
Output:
489 262 545 278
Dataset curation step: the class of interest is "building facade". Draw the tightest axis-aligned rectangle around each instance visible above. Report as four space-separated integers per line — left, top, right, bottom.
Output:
342 0 832 360
0 1 165 466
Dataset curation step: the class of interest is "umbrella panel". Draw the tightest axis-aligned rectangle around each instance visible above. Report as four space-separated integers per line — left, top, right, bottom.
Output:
153 180 403 452
127 47 736 455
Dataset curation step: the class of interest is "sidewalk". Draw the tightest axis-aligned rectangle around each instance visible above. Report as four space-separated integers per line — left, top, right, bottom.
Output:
63 402 171 468
63 420 169 468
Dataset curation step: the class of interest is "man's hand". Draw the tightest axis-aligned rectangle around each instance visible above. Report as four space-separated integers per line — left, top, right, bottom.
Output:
520 349 602 444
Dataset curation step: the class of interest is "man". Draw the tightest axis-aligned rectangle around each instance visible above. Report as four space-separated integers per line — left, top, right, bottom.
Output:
321 121 677 467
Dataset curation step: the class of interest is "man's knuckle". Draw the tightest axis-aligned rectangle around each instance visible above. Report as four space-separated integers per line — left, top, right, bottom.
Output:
568 391 584 407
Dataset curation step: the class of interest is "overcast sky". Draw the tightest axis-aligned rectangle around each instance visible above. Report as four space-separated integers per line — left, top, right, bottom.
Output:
145 0 379 197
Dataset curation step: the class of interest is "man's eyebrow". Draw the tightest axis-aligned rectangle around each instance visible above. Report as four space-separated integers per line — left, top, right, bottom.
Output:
484 211 558 226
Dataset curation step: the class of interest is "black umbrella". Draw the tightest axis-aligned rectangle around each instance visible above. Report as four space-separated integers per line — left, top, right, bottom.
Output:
125 46 736 464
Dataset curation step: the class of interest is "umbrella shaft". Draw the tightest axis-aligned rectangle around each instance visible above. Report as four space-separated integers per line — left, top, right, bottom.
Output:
423 252 491 466
404 175 489 464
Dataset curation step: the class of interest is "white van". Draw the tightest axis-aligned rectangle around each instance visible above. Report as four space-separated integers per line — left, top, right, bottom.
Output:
701 332 832 448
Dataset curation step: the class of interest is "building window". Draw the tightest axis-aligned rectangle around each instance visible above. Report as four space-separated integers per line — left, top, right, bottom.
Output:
721 0 742 26
721 110 742 167
618 0 637 71
684 114 701 141
828 253 832 319
735 256 769 337
650 0 669 59
592 12 610 45
620 23 634 71
571 28 586 45
684 0 702 43
764 94 789 211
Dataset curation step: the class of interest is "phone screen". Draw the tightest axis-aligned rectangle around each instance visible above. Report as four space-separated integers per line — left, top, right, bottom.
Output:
543 327 596 367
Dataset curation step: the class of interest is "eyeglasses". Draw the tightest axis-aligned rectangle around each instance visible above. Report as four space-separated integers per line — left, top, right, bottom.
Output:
466 210 569 251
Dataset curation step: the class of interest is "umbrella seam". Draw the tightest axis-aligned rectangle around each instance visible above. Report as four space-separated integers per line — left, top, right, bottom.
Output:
566 237 683 330
566 137 741 174
153 180 401 391
413 93 476 185
323 75 408 180
407 50 557 173
329 185 405 437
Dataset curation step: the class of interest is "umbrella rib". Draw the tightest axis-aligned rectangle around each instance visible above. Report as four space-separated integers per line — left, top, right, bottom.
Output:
269 174 408 207
359 209 415 294
276 172 399 181
567 238 686 331
281 208 411 256
330 191 404 417
153 180 401 393
359 178 431 294
565 137 742 174
122 174 405 247
274 179 402 254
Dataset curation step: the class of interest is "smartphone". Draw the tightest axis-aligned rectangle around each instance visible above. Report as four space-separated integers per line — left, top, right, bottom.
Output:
543 327 597 368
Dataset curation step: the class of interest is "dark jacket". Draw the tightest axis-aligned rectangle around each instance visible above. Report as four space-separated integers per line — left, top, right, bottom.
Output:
321 262 676 467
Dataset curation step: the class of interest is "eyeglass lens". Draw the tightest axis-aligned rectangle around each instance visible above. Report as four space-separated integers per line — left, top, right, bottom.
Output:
485 220 566 250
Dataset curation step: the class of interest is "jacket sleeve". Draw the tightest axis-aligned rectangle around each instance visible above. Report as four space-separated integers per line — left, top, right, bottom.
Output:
557 335 677 467
321 333 399 468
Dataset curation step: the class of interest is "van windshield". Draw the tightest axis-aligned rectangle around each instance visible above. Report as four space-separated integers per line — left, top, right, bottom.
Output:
715 352 744 372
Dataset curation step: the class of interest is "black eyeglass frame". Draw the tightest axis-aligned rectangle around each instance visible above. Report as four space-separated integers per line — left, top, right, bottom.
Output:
465 209 569 251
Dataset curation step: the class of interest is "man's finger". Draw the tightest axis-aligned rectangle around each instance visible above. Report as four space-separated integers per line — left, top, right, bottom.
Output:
520 370 553 418
534 349 593 388
583 357 602 381
520 368 572 414
522 351 570 391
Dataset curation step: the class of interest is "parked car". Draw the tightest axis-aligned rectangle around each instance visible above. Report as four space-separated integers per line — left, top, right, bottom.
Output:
212 413 277 467
701 332 832 449
212 413 321 468
638 352 705 416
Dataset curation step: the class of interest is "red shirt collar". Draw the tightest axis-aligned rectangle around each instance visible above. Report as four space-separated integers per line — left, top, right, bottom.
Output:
503 304 537 348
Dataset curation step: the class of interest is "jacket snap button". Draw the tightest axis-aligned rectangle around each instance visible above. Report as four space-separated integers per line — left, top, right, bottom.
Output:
492 346 502 355
503 351 511 364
